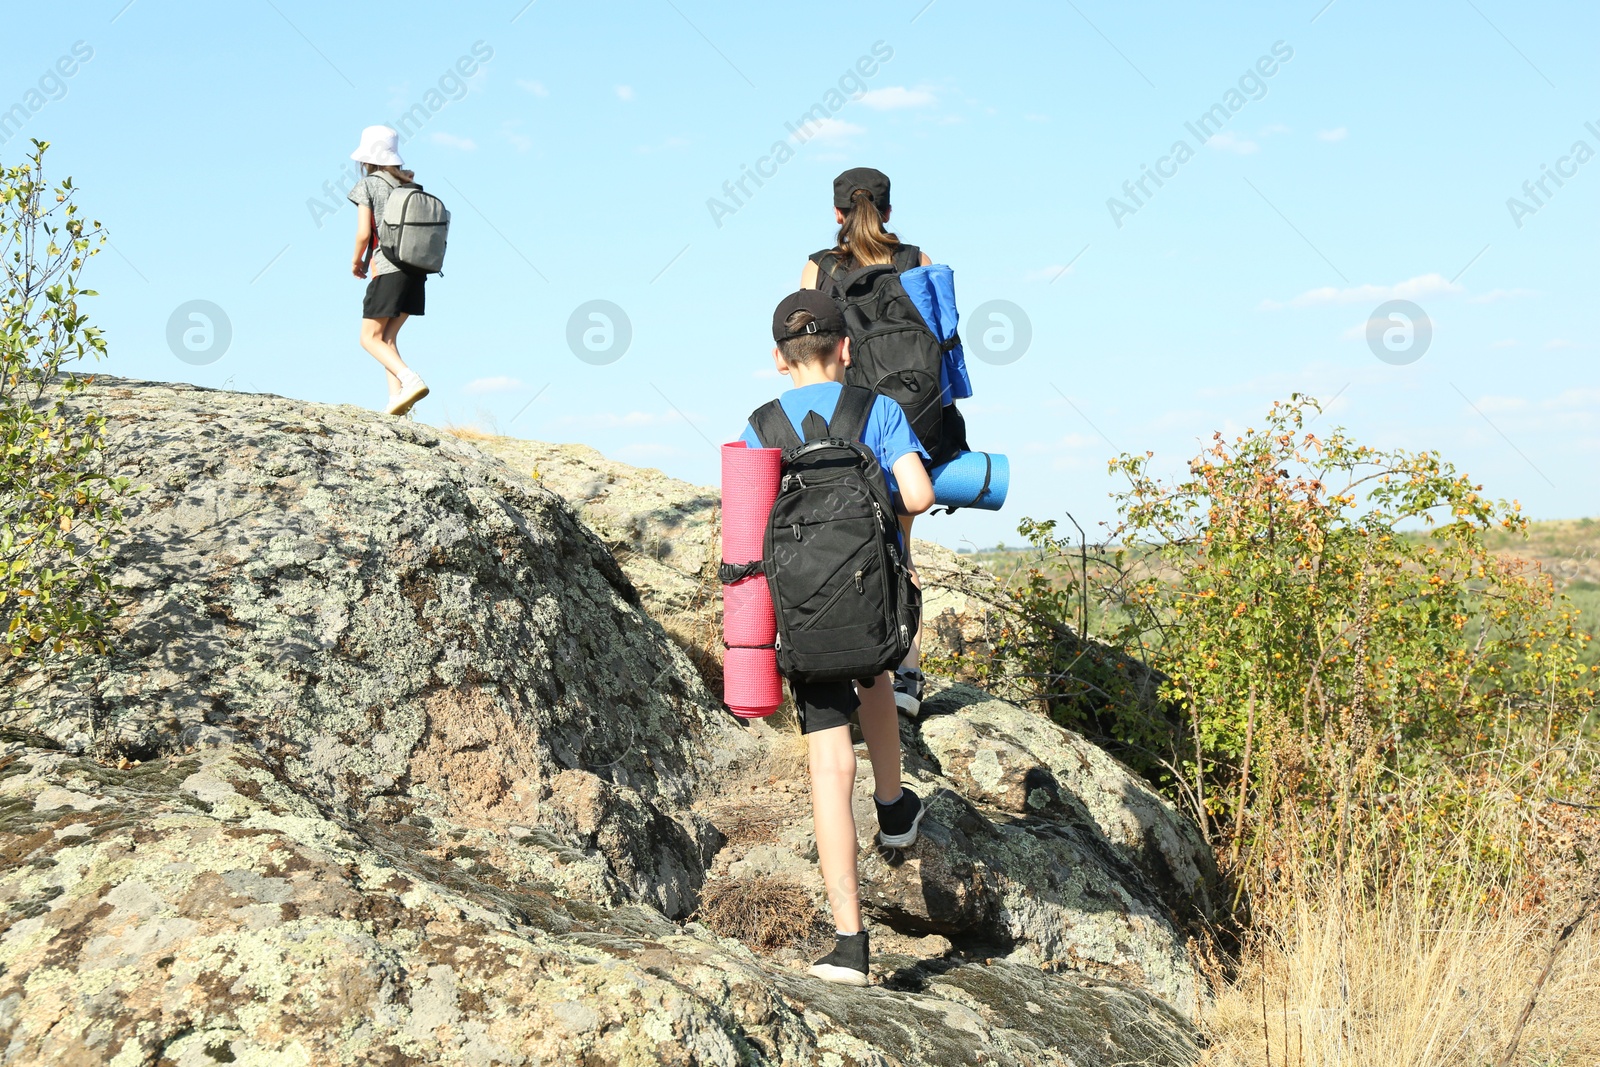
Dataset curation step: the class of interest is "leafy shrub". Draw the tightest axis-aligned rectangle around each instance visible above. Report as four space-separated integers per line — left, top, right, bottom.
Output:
980 396 1597 903
1 140 130 666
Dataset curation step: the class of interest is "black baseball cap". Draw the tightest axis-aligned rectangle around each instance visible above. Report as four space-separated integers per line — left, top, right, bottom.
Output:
832 167 890 211
771 289 845 343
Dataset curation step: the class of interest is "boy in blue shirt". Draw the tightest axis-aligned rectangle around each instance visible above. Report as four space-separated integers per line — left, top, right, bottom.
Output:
739 290 935 985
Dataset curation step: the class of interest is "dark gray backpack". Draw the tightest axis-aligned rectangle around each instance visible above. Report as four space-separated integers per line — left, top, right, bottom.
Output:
735 386 918 684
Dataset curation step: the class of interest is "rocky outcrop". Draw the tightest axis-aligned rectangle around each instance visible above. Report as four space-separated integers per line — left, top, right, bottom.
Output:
713 694 1210 1010
918 685 1220 927
0 735 1198 1066
0 378 1217 1064
4 379 743 922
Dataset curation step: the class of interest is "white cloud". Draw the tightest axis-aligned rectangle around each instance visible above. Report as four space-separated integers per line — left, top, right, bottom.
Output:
463 376 525 395
792 117 865 145
1318 127 1348 142
751 367 783 380
430 132 477 151
1206 130 1259 155
1259 123 1292 137
858 86 935 110
1022 432 1099 460
1024 113 1050 123
1261 273 1463 310
1548 387 1600 410
517 79 549 97
1472 395 1529 415
1544 338 1579 350
615 85 635 101
1471 288 1538 304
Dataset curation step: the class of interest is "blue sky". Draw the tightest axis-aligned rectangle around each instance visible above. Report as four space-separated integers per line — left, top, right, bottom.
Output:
6 0 1596 549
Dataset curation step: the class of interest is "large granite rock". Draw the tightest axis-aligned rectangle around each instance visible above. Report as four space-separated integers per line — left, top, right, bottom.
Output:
0 736 1199 1066
0 378 1216 1064
3 379 745 922
917 685 1220 927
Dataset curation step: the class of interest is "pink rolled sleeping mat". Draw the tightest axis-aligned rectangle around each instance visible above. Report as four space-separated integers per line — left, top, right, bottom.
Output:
720 441 783 717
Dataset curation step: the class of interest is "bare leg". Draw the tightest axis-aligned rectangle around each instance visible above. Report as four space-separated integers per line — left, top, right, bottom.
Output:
898 515 923 671
808 724 862 933
359 314 413 380
856 670 904 803
382 311 410 351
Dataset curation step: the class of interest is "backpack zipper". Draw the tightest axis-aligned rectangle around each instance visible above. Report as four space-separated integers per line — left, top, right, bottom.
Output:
797 556 875 630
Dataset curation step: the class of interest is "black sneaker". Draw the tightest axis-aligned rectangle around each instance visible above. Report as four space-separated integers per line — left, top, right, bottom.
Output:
893 668 924 716
808 930 869 986
875 787 925 849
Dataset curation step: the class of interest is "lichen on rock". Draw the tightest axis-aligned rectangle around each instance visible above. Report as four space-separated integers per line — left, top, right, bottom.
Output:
0 378 1215 1065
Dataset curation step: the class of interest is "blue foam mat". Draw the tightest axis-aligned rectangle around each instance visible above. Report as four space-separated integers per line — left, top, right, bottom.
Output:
928 451 1009 511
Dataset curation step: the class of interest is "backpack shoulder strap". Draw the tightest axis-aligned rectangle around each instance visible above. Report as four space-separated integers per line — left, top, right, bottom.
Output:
748 400 802 451
810 250 850 296
828 385 875 444
892 244 923 272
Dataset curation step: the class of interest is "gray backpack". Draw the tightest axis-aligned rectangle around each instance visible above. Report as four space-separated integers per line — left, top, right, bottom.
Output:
377 173 450 275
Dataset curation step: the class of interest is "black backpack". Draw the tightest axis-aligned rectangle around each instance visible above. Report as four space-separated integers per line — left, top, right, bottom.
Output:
813 246 965 466
731 385 919 684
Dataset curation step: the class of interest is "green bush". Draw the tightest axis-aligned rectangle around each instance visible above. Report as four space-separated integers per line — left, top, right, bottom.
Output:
986 396 1597 902
1 140 130 666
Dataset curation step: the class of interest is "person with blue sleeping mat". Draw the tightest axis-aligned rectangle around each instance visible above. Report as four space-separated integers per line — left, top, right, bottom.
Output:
798 167 980 717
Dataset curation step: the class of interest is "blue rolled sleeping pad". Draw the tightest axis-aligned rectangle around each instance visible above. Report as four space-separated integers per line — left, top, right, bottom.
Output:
928 450 1009 511
899 264 973 404
898 265 1002 509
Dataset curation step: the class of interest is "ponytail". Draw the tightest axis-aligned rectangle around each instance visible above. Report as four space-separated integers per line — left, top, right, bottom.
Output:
832 188 900 268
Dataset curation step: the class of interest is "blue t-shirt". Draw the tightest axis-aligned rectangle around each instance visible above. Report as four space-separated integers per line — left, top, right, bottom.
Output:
739 382 927 493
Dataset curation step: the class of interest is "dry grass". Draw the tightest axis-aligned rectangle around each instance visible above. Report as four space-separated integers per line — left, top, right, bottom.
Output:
703 798 789 847
696 875 827 953
439 423 504 443
764 717 811 781
1200 881 1600 1067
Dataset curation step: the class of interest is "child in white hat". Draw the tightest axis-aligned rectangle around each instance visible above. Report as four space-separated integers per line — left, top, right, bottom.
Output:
348 125 430 416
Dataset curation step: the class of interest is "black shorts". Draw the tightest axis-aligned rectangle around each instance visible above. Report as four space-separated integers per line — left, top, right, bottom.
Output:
363 271 426 319
790 676 882 734
791 679 856 734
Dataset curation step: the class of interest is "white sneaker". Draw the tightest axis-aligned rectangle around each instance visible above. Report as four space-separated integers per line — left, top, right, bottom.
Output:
387 373 429 416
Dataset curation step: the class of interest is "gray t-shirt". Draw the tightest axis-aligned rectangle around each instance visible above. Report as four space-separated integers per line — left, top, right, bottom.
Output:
348 173 401 277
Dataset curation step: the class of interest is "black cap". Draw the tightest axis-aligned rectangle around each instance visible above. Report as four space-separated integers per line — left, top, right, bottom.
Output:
833 167 890 211
772 290 845 343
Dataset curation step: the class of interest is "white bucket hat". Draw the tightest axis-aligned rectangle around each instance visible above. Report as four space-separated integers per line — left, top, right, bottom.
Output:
350 125 404 167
